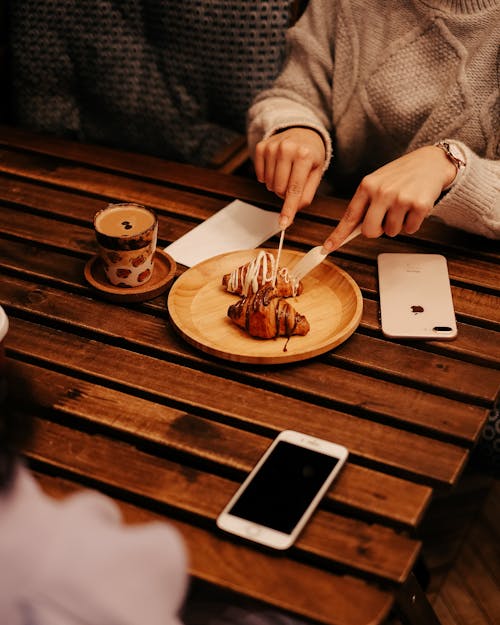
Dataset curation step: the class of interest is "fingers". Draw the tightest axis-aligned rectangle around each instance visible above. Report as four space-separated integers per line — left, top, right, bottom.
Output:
355 176 395 238
253 140 270 185
371 195 430 237
254 139 283 193
254 128 326 227
323 175 433 252
402 199 430 234
323 187 368 252
258 144 440 247
302 167 324 207
280 146 322 227
381 204 407 237
360 178 430 237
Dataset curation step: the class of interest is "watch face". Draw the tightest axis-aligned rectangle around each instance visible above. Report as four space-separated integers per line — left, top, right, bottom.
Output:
439 141 465 169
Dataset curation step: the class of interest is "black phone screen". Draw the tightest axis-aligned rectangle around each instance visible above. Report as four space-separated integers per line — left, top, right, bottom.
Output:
228 441 339 534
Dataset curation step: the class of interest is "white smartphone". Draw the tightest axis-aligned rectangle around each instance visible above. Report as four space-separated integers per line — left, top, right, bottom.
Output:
216 430 348 550
377 253 457 340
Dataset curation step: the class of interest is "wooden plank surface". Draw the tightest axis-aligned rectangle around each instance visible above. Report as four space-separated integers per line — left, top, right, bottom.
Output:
1 125 498 625
0 123 498 263
0 147 499 296
23 416 421 584
5 316 468 486
5 360 431 528
2 186 497 486
32 473 394 625
6 358 432 528
2 273 494 433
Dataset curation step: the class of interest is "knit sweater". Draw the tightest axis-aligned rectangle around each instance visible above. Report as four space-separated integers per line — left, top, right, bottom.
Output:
9 1 293 166
248 0 500 239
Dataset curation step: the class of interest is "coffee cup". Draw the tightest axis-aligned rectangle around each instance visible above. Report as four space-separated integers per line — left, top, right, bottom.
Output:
94 203 158 287
0 306 8 404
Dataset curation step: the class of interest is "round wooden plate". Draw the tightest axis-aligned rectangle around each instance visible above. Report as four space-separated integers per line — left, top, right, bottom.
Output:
84 249 176 303
167 249 363 364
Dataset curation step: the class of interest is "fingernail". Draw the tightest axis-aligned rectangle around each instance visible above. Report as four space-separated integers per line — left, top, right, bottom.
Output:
279 216 289 229
323 239 333 252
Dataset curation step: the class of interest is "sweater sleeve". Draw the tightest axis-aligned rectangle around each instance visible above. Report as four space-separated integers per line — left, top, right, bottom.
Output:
431 140 500 239
247 1 335 170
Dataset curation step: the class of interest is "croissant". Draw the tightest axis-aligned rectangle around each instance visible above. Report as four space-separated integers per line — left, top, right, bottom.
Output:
222 250 303 297
228 286 310 339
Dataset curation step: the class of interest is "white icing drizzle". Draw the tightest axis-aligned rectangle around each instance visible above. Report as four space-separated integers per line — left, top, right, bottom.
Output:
227 251 300 296
288 270 301 297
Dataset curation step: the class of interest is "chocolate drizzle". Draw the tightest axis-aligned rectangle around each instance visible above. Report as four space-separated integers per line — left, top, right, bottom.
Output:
227 286 309 340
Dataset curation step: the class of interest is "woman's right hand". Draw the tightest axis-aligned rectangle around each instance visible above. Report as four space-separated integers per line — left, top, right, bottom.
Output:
322 145 458 252
253 127 326 228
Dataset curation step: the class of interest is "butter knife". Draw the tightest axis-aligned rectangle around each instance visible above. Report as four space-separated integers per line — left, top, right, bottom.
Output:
291 225 362 281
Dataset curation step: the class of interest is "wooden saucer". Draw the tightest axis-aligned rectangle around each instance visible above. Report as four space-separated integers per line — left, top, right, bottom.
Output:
84 249 177 302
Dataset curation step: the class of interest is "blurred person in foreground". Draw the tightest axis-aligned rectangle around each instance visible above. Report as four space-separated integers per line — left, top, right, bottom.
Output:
0 369 307 625
0 397 188 624
248 0 500 247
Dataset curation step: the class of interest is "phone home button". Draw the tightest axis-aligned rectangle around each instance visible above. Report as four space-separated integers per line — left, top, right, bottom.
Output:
245 524 261 537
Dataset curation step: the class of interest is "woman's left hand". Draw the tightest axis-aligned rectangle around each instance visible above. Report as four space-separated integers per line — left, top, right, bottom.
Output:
323 146 458 251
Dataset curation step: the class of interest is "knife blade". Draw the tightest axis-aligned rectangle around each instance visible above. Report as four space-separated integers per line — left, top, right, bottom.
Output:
291 225 362 281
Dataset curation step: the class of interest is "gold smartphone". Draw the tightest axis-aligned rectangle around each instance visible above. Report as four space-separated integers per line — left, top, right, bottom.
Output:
377 253 457 340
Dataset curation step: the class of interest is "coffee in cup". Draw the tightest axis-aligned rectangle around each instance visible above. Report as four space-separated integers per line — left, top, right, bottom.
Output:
94 203 158 287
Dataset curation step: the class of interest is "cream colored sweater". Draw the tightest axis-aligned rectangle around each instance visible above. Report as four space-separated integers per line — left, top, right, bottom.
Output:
248 0 500 238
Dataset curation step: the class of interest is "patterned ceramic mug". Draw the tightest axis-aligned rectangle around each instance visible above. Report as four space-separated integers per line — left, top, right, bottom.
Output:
94 203 158 287
0 306 8 404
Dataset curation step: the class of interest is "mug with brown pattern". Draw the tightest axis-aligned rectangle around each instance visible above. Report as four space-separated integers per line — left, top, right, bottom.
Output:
94 203 158 287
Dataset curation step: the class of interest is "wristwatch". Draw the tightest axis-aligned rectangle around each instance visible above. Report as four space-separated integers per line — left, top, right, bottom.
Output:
435 140 466 171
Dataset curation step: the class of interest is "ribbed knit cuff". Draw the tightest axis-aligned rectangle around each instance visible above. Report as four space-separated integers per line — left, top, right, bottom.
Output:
419 0 499 12
432 141 500 238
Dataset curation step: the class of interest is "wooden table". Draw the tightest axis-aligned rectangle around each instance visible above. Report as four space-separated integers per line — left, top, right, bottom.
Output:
1 125 498 625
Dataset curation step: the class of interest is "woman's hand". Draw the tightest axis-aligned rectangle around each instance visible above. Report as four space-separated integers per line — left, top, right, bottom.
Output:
323 146 458 251
253 127 326 228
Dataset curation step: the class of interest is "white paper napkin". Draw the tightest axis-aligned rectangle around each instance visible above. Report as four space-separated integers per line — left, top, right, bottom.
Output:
164 199 281 267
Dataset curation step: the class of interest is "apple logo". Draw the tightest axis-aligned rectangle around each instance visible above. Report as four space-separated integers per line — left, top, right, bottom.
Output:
411 305 424 314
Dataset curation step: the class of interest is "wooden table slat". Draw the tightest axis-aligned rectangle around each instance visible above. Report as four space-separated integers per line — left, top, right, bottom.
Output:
0 124 269 205
33 473 394 625
7 358 433 528
2 274 494 436
0 147 499 293
1 126 497 625
24 418 421 584
6 316 469 486
2 236 499 370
